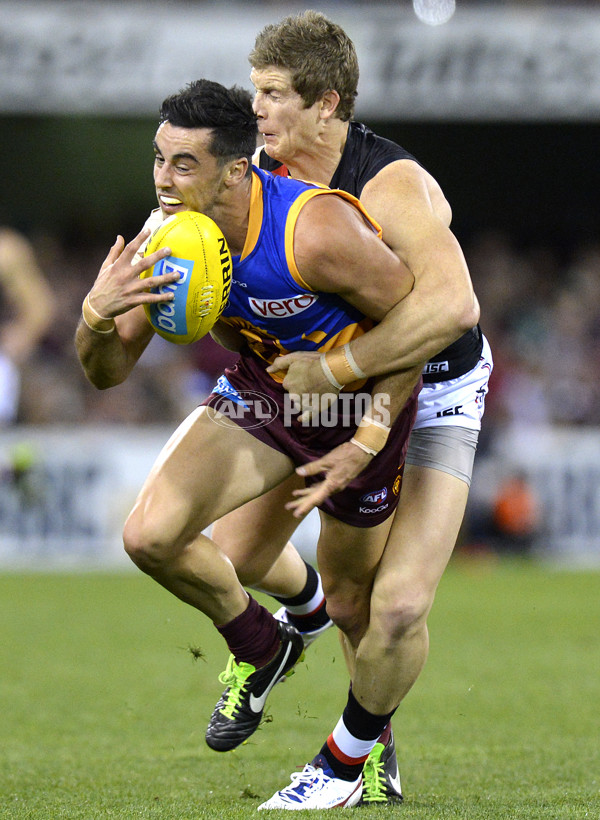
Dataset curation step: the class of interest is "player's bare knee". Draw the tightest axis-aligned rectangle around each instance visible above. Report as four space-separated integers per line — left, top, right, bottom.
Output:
325 594 369 646
122 511 171 573
372 585 433 644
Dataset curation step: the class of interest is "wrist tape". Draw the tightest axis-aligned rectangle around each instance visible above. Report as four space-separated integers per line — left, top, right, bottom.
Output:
82 295 116 334
321 343 367 389
350 417 390 456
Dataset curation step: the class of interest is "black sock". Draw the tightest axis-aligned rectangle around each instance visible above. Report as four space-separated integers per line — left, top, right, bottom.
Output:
318 690 397 781
273 559 330 632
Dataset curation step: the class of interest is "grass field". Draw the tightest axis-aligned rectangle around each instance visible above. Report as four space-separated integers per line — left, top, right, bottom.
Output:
1 558 599 819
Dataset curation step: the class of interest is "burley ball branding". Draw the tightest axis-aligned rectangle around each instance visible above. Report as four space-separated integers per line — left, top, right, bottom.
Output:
147 256 195 336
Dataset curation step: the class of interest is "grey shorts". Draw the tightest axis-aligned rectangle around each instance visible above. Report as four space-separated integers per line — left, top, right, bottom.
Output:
405 425 479 487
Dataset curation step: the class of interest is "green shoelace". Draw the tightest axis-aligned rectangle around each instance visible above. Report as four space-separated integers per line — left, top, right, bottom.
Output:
217 655 256 718
360 743 387 803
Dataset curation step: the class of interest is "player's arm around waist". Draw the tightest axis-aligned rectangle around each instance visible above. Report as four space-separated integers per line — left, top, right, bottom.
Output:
349 161 479 375
75 229 179 389
364 160 478 332
292 194 414 320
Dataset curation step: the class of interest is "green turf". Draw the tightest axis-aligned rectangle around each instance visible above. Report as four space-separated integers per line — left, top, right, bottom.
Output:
0 559 598 818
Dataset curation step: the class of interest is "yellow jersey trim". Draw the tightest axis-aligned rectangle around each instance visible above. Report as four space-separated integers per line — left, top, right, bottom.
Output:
240 173 264 260
283 188 383 291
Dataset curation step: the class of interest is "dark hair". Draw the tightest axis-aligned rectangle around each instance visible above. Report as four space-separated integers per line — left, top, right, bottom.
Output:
249 11 358 121
159 79 258 171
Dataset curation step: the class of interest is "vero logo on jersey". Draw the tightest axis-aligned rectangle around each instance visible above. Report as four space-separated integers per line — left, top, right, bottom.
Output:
249 294 317 318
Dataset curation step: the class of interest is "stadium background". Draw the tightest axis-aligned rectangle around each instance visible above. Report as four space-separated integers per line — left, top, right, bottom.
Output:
1 0 600 567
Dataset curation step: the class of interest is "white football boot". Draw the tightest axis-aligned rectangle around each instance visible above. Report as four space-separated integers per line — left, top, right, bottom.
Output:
258 757 362 810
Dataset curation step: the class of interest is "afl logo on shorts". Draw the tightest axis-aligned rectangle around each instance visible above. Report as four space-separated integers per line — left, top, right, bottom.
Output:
208 376 278 429
361 488 388 505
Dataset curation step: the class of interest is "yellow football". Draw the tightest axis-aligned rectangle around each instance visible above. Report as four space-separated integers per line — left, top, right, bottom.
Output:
141 211 232 344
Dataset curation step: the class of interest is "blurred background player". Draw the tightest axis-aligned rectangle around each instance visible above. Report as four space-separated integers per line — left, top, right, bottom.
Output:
208 11 491 809
0 227 55 425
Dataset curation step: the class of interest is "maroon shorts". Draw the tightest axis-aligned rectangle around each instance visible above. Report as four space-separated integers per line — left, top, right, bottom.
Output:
204 354 420 528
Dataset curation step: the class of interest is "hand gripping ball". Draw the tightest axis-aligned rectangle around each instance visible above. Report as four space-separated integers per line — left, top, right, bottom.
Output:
141 211 232 344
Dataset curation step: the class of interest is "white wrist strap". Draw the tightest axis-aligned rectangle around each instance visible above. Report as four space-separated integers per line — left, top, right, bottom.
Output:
320 353 343 390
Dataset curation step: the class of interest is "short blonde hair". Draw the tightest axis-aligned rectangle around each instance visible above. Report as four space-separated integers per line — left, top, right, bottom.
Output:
249 10 359 122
